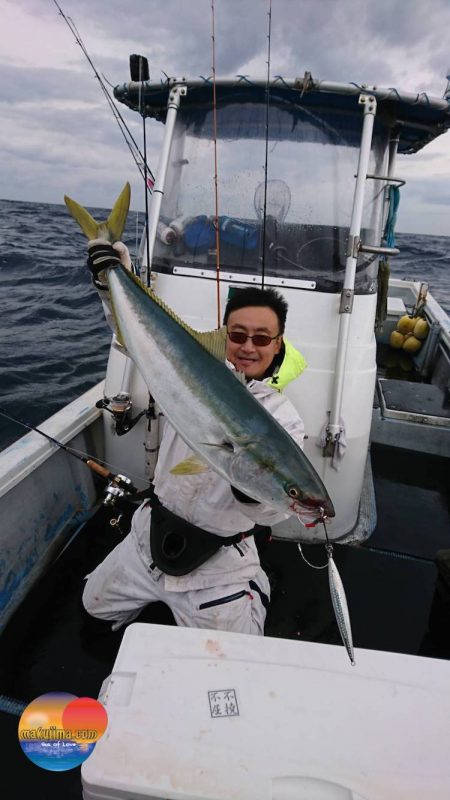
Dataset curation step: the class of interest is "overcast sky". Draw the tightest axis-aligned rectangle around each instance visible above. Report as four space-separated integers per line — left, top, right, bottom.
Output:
1 0 449 234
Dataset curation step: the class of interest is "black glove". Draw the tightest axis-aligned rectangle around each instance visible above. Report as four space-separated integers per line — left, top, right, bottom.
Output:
87 241 122 290
230 485 260 504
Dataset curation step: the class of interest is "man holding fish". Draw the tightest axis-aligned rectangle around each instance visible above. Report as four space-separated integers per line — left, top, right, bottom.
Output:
65 185 334 636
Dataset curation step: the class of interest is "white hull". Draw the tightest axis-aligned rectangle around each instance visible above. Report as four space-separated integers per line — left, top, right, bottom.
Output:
0 384 103 630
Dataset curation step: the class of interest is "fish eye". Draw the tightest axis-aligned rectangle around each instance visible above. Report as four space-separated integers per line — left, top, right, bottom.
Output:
286 484 300 499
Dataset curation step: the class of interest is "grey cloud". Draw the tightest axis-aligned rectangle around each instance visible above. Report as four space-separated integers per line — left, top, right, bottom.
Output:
398 146 449 166
0 64 100 104
270 0 449 93
4 0 450 234
1 101 119 144
12 0 450 92
404 176 450 206
0 104 162 183
12 1 303 77
426 193 450 207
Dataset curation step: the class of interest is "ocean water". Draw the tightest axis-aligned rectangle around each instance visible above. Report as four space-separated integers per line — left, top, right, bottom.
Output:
0 198 449 451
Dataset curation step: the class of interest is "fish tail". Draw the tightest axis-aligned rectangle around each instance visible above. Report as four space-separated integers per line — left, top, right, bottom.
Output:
106 183 131 242
64 182 131 243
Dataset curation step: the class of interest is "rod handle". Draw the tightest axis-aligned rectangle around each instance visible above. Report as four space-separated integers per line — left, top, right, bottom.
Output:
86 460 111 479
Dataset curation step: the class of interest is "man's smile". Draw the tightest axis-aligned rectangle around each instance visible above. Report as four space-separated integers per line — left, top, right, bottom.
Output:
225 305 282 379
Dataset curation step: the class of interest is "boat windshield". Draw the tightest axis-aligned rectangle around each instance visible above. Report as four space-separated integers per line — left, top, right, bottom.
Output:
153 98 389 293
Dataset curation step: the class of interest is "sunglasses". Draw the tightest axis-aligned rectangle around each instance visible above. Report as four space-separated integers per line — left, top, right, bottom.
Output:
227 330 280 347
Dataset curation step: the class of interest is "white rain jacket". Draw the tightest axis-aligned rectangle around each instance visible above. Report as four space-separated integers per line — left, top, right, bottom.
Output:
133 375 305 592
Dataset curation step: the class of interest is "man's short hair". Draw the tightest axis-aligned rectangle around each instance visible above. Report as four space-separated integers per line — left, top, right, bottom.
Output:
223 287 288 334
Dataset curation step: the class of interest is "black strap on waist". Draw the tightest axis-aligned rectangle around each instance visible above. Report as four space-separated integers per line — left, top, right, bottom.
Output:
139 482 269 544
142 482 270 576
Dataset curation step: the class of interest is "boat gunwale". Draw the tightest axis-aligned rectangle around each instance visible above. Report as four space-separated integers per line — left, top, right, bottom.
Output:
0 381 104 499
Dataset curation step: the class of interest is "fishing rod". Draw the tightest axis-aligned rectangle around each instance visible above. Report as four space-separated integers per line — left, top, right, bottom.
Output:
0 406 138 505
261 0 273 290
52 0 155 188
211 0 222 328
132 53 153 287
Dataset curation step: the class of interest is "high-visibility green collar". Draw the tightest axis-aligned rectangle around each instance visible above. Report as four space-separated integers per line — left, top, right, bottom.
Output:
268 338 307 391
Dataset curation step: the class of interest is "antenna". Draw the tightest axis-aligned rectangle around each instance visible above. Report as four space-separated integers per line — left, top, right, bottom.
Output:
131 54 152 286
261 0 273 289
211 0 221 327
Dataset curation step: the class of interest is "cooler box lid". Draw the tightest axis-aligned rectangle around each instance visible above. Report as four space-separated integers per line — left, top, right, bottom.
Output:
82 623 450 800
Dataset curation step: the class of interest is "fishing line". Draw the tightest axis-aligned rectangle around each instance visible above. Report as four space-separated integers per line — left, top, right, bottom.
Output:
297 544 328 570
297 516 333 569
135 210 141 273
0 405 87 459
261 0 273 290
211 0 222 328
298 518 355 665
0 407 147 484
52 0 155 187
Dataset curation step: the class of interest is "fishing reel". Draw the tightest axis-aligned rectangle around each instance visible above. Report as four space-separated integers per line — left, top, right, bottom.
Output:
103 473 137 507
103 473 139 535
96 393 149 436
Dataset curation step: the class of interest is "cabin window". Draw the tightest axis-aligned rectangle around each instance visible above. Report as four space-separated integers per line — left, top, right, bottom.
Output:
153 98 389 294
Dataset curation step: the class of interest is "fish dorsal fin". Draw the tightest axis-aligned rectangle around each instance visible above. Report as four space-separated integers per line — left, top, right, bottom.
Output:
120 266 227 361
64 182 131 243
195 326 227 361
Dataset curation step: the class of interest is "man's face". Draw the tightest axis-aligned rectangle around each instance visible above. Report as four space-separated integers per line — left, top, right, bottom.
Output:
226 305 282 380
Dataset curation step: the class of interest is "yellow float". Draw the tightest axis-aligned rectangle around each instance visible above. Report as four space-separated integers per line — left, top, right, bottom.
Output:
402 334 422 354
397 315 416 334
390 330 405 349
413 318 430 340
389 314 430 355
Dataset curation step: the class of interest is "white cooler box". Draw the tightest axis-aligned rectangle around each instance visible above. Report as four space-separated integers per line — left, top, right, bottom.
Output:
82 623 450 800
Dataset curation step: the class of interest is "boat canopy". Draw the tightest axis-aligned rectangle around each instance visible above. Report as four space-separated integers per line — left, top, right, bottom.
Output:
113 75 448 291
114 75 450 154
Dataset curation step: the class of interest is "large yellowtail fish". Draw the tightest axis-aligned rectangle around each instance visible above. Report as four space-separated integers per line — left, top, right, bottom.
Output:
65 186 335 538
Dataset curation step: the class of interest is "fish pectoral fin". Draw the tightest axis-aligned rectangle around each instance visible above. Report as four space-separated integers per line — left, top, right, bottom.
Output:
169 441 234 475
107 183 131 242
64 195 100 240
170 455 209 475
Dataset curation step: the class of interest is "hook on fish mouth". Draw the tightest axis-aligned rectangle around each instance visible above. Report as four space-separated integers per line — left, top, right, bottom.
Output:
293 496 335 523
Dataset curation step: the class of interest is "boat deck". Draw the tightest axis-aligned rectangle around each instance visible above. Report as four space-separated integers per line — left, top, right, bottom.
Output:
1 443 449 799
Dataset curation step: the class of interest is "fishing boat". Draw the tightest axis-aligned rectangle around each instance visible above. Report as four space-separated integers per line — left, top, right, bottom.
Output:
1 71 450 799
